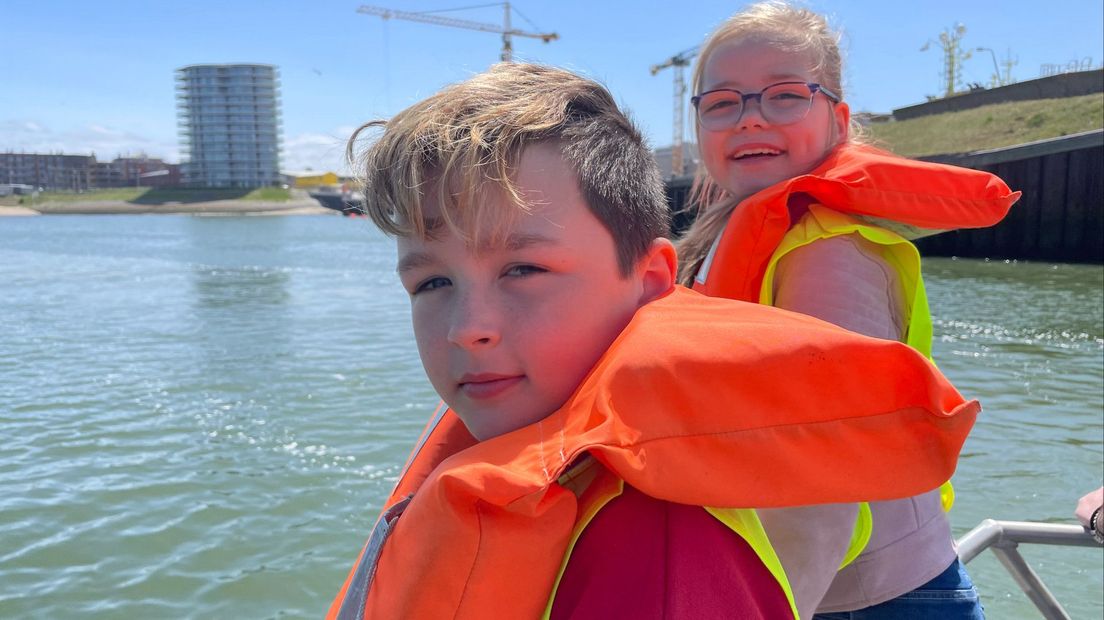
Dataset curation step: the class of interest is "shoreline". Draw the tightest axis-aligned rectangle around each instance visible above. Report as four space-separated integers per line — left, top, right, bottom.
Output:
0 199 336 217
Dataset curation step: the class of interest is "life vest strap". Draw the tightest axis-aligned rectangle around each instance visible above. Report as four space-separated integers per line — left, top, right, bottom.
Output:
335 495 412 620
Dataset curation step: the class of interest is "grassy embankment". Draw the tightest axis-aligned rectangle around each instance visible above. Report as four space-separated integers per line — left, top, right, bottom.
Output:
11 186 291 207
864 93 1103 158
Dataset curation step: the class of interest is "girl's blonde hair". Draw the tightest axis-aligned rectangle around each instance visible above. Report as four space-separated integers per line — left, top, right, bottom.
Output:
676 1 850 284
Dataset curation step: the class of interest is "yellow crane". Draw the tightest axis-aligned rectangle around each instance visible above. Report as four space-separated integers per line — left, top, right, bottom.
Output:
357 3 558 62
650 46 698 177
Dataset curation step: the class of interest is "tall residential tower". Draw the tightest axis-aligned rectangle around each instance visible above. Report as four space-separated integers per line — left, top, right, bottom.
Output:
175 64 282 187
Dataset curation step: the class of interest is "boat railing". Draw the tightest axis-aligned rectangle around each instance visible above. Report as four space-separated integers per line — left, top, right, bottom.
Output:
956 519 1102 619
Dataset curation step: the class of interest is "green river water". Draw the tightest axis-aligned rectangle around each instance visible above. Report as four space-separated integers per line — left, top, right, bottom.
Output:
1 215 1100 618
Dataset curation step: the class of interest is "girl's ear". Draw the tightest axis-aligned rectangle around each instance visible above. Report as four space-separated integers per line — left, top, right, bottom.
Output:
833 101 852 144
636 237 678 306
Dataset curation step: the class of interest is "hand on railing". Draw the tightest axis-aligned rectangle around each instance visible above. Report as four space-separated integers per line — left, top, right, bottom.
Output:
1074 486 1103 543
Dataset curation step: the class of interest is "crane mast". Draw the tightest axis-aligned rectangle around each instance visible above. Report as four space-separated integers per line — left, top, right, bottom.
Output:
650 46 698 177
357 2 557 62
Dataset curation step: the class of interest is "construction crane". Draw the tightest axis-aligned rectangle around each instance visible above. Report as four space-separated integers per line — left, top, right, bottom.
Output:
357 3 557 62
650 46 699 177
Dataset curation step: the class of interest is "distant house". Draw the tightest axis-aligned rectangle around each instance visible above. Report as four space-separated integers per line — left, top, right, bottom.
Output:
0 152 96 191
281 171 340 188
94 155 181 188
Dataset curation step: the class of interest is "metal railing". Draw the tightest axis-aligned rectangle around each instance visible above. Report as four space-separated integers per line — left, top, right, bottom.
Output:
957 519 1102 619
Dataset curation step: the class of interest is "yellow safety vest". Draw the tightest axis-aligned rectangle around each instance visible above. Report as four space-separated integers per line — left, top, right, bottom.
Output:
761 205 954 513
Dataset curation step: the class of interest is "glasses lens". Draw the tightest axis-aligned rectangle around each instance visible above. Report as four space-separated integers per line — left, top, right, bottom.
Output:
761 83 815 125
697 91 743 129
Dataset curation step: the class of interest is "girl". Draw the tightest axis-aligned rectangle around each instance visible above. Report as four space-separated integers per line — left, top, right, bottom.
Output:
678 3 1018 618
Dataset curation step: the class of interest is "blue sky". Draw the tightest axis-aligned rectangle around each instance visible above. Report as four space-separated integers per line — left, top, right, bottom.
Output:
3 0 1101 173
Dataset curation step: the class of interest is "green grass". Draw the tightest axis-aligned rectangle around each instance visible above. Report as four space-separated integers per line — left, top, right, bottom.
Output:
25 187 147 203
20 186 291 205
242 186 292 202
865 93 1104 158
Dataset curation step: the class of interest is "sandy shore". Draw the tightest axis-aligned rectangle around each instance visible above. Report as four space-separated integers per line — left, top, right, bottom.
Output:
0 206 39 216
0 199 336 217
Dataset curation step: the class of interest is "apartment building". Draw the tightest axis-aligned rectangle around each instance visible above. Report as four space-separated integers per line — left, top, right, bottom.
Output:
0 153 95 191
175 64 283 188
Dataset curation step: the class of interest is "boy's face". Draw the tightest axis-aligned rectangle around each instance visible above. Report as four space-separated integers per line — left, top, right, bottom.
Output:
397 143 667 440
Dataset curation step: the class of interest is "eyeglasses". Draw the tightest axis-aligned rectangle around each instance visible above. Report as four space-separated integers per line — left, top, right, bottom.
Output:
691 82 841 130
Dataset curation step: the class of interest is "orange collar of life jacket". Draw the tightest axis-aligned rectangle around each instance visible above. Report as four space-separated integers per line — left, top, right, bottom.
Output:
331 286 980 619
692 142 1020 302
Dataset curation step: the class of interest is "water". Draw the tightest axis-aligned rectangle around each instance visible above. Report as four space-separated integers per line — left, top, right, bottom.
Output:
1 216 1100 619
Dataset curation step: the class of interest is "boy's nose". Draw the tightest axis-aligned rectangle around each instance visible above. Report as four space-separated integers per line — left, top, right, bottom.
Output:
447 292 502 349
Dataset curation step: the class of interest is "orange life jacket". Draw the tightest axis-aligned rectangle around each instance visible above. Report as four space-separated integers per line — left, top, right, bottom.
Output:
691 142 1019 302
328 286 979 620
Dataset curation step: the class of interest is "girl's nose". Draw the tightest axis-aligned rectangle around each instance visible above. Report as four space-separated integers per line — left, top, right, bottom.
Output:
447 291 502 349
737 97 768 129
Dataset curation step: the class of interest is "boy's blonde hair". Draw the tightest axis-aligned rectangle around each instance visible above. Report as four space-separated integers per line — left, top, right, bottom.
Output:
677 1 849 284
349 62 669 276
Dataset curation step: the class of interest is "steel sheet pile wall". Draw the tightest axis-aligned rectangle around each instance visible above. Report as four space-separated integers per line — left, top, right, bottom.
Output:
916 130 1103 263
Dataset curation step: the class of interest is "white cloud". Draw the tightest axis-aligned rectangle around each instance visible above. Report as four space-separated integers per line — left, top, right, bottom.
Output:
281 129 358 174
0 119 179 162
2 119 368 174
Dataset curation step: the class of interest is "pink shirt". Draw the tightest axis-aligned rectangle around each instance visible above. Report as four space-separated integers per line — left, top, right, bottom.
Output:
551 483 793 619
773 234 905 341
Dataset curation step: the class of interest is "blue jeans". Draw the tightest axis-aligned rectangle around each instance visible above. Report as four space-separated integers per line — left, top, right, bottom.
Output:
813 558 984 619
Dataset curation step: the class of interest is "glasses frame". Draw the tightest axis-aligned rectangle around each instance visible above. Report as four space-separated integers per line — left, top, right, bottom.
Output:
691 81 842 129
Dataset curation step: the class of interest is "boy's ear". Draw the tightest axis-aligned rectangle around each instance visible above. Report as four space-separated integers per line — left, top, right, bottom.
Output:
636 237 677 306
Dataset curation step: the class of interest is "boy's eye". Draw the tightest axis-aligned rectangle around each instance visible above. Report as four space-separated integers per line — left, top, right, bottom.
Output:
413 276 451 294
503 264 546 278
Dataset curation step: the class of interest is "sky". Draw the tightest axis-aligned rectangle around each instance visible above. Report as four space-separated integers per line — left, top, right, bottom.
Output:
3 0 1102 173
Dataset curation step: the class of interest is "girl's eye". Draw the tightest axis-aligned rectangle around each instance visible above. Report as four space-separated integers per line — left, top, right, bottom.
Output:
413 276 450 294
504 264 546 278
767 90 809 102
705 98 740 113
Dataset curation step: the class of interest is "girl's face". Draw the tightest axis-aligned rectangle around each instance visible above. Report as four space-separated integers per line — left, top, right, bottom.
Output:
696 38 850 202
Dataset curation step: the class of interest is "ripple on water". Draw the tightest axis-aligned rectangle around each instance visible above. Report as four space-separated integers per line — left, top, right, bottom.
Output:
0 225 1099 618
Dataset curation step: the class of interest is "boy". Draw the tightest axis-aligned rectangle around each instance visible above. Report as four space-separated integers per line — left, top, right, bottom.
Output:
329 63 978 619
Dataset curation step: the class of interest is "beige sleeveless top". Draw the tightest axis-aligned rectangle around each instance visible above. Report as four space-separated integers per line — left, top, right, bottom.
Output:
773 235 959 613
